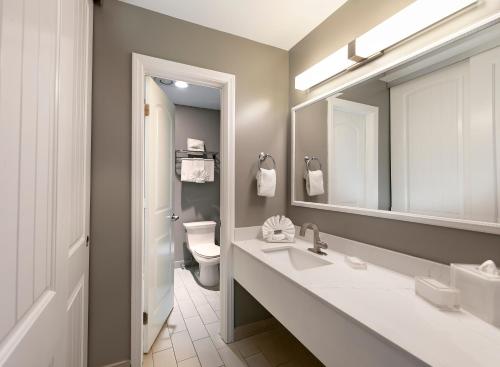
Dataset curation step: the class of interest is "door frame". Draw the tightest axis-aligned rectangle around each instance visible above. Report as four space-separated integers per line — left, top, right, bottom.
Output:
130 53 236 367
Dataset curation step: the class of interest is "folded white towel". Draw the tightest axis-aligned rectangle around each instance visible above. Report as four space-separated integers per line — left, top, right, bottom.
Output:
204 159 215 182
256 168 276 197
305 170 324 196
181 158 208 183
187 138 204 151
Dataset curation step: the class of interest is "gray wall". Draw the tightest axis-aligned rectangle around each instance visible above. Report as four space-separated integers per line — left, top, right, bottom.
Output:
90 1 288 366
294 100 328 203
173 105 220 263
288 0 500 267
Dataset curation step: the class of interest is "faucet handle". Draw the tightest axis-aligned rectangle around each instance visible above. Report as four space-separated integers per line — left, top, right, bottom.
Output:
317 240 328 249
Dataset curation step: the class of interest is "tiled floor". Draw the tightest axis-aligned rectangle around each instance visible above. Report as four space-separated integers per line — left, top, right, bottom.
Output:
143 267 323 367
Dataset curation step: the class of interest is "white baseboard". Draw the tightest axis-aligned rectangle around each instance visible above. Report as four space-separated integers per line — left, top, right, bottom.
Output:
101 361 130 367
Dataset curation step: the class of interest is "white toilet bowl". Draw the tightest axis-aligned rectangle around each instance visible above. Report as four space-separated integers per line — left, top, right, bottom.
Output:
183 221 220 287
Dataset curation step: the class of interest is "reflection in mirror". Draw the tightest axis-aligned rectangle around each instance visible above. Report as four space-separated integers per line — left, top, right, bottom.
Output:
292 21 500 225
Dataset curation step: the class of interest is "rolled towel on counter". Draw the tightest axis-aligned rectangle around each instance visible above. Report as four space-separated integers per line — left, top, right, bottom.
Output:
256 168 276 197
204 159 215 182
305 169 324 196
187 138 205 151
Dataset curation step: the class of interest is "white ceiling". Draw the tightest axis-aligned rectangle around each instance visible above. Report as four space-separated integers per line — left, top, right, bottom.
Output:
155 79 221 110
118 0 349 50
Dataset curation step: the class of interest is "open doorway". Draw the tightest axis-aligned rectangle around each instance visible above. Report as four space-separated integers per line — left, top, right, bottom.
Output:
131 54 235 367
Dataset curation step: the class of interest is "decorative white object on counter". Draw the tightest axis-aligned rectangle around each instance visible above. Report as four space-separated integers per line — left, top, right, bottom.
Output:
261 215 295 243
344 255 367 270
415 277 460 310
451 261 500 327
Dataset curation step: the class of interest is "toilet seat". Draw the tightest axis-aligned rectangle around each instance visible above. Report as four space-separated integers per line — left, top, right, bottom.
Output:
193 243 220 259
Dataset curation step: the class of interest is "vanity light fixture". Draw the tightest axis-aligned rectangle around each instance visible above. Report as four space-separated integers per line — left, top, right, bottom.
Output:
294 0 477 91
295 45 356 91
174 80 189 88
352 0 477 59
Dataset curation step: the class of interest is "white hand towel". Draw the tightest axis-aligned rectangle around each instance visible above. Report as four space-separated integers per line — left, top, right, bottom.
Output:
187 138 204 151
256 168 276 197
204 159 215 182
305 170 324 196
181 158 207 183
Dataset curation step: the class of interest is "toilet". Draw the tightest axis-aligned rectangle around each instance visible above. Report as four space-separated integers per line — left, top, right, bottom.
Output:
183 221 220 287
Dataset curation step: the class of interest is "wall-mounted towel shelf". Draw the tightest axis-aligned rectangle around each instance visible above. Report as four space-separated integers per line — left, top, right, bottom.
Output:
175 149 219 177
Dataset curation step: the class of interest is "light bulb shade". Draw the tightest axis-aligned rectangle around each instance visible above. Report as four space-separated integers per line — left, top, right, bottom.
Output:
354 0 477 59
295 45 356 91
174 80 189 88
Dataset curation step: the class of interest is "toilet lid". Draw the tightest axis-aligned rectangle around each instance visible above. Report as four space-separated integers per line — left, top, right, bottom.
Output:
193 243 220 258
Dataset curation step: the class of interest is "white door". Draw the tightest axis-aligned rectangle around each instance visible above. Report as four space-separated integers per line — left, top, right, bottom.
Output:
0 0 92 366
143 77 176 353
327 97 379 209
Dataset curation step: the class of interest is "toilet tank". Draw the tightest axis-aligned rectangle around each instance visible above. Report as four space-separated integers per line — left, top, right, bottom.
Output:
183 221 217 247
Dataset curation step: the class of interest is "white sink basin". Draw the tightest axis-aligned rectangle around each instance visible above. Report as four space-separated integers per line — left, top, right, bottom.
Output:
262 246 332 271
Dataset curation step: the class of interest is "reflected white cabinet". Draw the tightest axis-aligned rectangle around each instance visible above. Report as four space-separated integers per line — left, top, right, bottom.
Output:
391 47 500 222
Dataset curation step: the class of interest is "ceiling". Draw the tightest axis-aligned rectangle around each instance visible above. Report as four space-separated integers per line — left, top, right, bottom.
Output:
155 79 221 110
118 0 349 50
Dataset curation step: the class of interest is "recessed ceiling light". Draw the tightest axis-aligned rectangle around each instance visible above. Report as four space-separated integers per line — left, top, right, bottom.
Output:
175 80 189 88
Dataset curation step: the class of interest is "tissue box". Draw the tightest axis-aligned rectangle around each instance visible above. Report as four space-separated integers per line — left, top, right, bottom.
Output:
451 264 500 326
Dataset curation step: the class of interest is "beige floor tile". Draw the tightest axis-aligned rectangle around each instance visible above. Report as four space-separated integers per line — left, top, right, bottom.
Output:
185 315 209 341
205 294 221 311
172 330 197 362
205 321 226 350
178 356 202 367
196 303 218 324
218 344 248 367
152 329 173 353
167 309 187 335
246 353 272 367
178 296 199 319
153 347 177 367
193 337 224 367
235 336 260 358
189 290 209 307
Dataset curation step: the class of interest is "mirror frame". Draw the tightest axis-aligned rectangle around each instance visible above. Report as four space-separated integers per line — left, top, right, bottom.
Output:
291 12 500 235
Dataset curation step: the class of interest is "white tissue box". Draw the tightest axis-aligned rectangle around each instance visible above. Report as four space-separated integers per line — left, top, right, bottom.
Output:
415 277 460 310
451 264 500 326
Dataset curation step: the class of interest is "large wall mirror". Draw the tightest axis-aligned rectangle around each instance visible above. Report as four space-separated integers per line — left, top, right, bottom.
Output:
291 19 500 234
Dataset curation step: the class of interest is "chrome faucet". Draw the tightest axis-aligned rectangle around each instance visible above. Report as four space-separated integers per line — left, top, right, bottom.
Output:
299 223 328 256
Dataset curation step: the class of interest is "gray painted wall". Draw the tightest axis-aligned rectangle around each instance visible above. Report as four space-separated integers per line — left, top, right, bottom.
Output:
173 105 220 263
288 0 500 267
294 100 328 203
90 1 288 366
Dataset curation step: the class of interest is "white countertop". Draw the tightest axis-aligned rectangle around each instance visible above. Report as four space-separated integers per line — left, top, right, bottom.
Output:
233 236 500 367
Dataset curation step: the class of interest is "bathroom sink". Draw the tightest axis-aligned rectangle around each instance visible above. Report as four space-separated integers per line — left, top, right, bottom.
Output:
262 246 332 271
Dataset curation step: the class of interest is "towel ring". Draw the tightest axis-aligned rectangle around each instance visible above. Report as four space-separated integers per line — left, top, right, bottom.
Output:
258 152 276 170
304 156 322 171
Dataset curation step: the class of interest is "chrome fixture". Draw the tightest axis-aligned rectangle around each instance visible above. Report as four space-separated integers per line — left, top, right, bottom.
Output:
299 223 328 256
258 152 276 170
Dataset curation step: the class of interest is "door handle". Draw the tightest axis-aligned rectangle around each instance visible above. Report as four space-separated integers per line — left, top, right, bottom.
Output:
167 214 180 221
